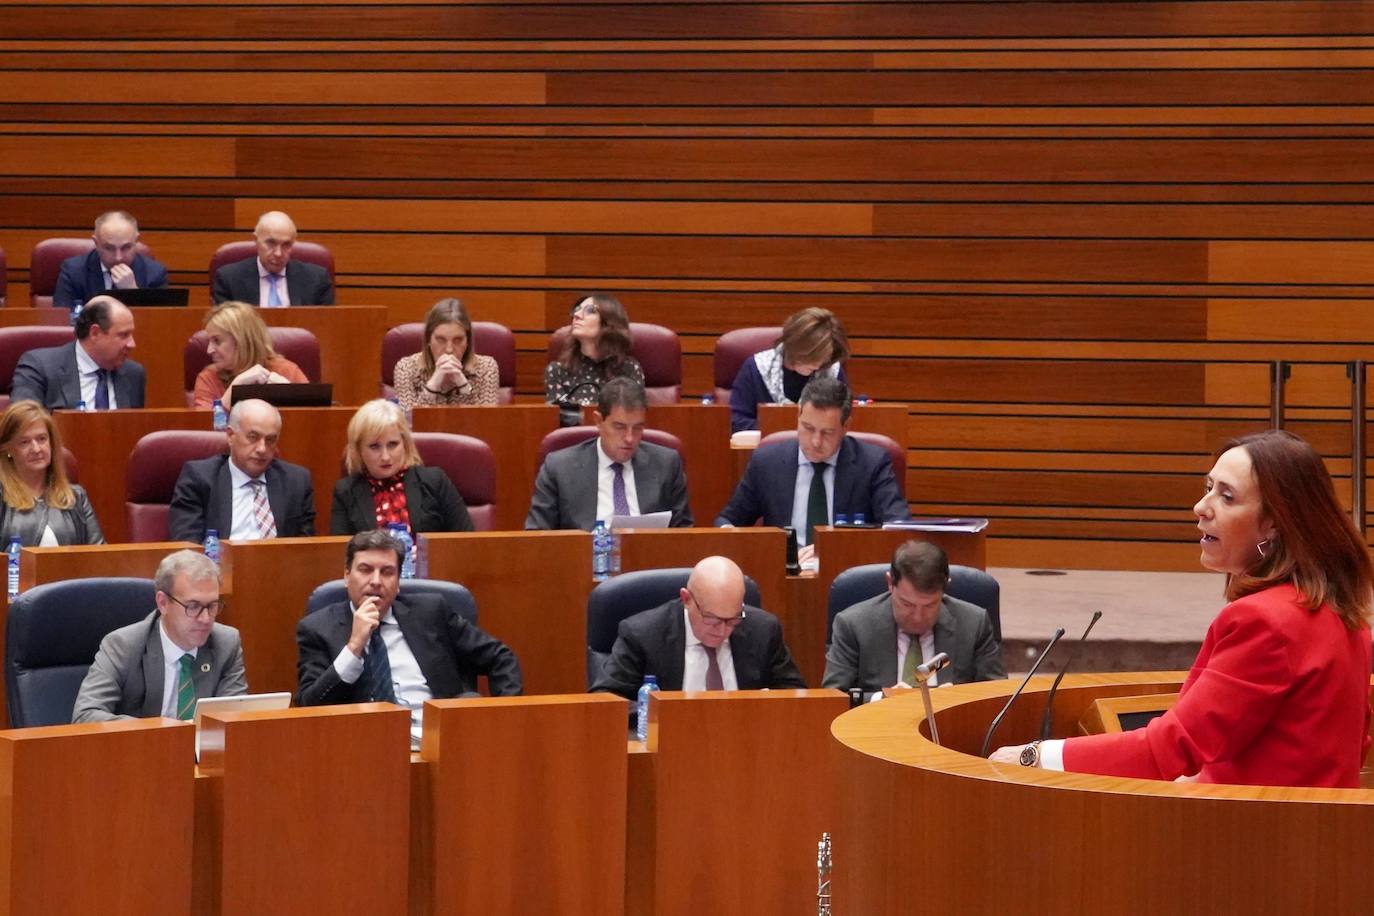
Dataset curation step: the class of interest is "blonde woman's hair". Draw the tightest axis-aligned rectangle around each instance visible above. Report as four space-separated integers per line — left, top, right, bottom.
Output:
204 301 279 383
0 401 74 510
343 399 423 477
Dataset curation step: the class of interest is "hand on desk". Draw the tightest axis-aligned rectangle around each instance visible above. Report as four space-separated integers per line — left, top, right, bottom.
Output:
989 744 1034 765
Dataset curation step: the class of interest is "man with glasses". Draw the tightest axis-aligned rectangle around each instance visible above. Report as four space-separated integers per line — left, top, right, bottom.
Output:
73 549 246 722
822 541 1004 703
591 555 805 701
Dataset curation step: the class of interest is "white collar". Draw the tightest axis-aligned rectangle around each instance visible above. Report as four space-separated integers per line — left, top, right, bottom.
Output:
596 438 631 471
257 257 285 279
158 616 197 664
227 458 266 489
74 340 101 376
796 443 840 470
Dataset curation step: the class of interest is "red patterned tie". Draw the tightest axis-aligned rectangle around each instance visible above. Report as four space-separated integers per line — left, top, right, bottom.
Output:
249 479 276 538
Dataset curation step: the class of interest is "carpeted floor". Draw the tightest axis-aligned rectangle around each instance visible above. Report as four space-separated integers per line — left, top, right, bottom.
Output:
990 566 1227 673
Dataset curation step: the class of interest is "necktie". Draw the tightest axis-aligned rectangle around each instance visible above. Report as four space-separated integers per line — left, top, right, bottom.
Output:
805 461 829 542
704 644 724 691
93 368 110 410
176 653 196 720
266 273 283 307
611 462 630 517
248 479 276 538
901 636 922 687
359 627 397 703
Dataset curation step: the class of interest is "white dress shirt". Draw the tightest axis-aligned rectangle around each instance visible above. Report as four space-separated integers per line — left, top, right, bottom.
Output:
331 603 433 748
257 258 287 308
158 620 194 719
226 459 271 541
74 341 117 408
790 445 837 546
595 439 641 522
681 606 738 691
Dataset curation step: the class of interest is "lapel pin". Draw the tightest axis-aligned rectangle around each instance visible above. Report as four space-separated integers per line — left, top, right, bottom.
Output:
201 662 211 673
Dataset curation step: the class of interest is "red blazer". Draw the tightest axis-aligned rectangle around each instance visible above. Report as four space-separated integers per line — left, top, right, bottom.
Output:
1063 584 1372 788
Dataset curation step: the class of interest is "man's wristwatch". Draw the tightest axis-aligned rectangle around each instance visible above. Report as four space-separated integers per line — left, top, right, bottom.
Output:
1019 740 1043 767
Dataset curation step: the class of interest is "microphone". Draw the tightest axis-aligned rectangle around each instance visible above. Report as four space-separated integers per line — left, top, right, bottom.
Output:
979 628 1065 759
1038 611 1103 741
914 652 950 747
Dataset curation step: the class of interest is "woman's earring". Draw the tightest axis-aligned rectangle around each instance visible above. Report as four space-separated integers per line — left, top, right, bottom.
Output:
1257 538 1270 558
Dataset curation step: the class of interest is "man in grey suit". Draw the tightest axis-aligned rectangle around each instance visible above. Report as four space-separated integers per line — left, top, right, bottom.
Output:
525 377 692 530
168 399 316 543
11 296 145 409
73 549 247 722
823 540 1004 702
211 210 335 306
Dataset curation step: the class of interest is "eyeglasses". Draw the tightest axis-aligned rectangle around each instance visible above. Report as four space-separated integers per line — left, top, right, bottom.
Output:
686 588 746 629
570 302 598 317
162 592 226 618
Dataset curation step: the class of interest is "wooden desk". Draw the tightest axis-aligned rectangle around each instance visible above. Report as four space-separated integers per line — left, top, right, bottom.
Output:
411 404 560 531
198 703 411 916
580 403 735 527
628 690 848 916
0 718 194 916
420 695 627 915
831 673 1374 915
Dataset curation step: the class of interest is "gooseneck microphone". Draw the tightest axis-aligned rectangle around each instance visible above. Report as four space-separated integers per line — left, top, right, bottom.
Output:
915 652 951 746
1038 611 1103 741
979 628 1065 759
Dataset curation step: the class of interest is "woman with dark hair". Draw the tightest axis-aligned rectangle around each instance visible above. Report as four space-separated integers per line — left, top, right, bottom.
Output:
543 294 644 410
392 298 499 409
729 307 849 432
0 400 104 545
994 429 1373 788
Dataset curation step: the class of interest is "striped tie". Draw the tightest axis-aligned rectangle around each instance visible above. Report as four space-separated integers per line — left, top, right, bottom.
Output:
249 479 276 538
176 653 196 720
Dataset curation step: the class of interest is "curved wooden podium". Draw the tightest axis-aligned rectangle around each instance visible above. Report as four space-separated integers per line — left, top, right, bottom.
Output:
831 673 1374 915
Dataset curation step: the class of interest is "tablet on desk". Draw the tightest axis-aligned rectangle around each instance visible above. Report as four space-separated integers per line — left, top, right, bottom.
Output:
232 382 333 408
101 287 190 307
194 691 292 761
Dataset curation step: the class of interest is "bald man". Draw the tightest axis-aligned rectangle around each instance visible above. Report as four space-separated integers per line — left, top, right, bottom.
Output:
211 210 335 306
590 556 806 700
54 211 169 311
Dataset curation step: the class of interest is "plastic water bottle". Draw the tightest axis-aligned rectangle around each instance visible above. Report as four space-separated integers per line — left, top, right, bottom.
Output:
6 536 20 599
856 393 872 406
609 529 622 577
591 520 611 581
203 529 220 566
388 523 416 579
211 399 229 431
636 675 659 743
700 393 714 405
834 513 849 527
852 512 866 526
70 299 84 327
75 399 87 413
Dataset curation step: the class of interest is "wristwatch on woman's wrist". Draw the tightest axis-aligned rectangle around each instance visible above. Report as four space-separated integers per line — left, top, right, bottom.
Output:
1019 740 1043 767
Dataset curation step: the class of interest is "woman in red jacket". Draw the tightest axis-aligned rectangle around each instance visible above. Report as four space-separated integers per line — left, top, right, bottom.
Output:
993 429 1373 788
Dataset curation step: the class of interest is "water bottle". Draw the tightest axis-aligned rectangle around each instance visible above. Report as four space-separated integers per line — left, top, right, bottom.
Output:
856 393 872 407
388 523 416 579
700 393 714 406
70 299 84 328
6 536 20 599
852 512 866 526
834 513 849 527
203 529 220 566
591 520 610 582
636 675 659 743
75 399 87 413
609 529 622 577
211 399 229 431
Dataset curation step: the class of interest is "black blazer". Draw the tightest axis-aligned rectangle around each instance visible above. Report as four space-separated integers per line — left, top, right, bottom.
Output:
295 594 522 705
167 453 316 542
715 435 908 530
329 465 473 535
590 599 806 701
53 250 169 311
211 256 335 306
10 341 146 410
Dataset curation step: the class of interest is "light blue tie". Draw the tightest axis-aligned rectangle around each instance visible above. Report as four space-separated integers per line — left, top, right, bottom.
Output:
266 273 283 307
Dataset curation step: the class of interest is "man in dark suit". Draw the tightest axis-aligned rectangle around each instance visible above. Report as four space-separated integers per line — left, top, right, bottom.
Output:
73 549 247 722
296 529 522 746
211 210 335 306
591 555 805 700
11 295 145 409
526 377 692 530
53 210 169 311
716 376 907 563
168 399 316 543
823 541 1004 702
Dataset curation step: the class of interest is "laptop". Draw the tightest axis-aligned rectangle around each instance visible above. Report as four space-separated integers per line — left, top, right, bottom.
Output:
193 691 293 761
101 287 190 307
231 382 333 408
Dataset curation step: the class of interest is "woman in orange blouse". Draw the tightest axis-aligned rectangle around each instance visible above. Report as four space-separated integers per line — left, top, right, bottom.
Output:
192 301 307 409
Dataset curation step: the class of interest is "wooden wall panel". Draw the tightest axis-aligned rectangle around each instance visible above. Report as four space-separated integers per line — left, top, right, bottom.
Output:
4 0 1374 569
